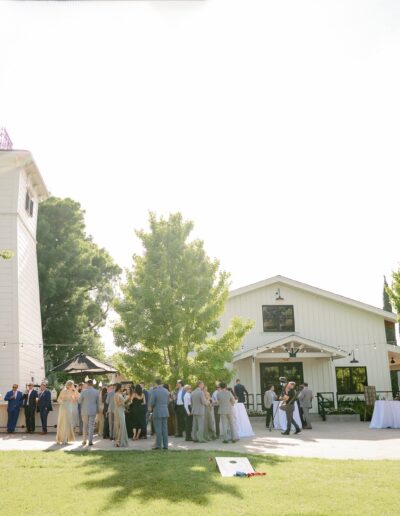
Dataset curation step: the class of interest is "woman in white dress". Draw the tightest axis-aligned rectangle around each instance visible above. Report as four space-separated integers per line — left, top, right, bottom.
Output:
56 380 79 445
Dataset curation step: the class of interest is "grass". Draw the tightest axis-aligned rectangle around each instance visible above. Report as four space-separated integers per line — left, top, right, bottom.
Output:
0 450 398 515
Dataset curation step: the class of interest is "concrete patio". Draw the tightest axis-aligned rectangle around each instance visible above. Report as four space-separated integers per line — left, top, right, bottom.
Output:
1 418 399 460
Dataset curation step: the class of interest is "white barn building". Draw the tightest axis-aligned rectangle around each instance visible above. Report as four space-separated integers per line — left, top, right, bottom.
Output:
220 276 399 411
0 150 48 398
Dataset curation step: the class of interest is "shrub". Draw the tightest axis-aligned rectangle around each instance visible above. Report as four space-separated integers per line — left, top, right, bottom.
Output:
325 407 357 415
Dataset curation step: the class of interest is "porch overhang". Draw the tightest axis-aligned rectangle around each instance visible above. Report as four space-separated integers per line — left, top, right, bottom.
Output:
233 334 348 362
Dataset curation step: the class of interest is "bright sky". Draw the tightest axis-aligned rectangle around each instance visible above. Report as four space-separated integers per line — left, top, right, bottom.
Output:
1 1 399 354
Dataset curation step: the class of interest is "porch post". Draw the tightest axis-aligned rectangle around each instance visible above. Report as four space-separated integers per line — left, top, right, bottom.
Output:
251 355 257 409
330 357 338 409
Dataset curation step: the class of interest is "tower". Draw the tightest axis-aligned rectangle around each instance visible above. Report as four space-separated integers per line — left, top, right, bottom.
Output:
0 149 48 397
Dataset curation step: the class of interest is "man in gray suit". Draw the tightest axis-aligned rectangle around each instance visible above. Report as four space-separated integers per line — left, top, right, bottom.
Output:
264 385 277 428
150 379 170 450
79 380 99 446
106 385 115 440
297 382 313 429
190 380 207 443
217 382 239 443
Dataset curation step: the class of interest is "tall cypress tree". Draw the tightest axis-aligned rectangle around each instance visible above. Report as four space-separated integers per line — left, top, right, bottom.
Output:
383 276 393 312
384 275 397 344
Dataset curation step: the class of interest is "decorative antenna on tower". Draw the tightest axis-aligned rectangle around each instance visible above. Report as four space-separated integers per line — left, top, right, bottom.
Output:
0 127 13 150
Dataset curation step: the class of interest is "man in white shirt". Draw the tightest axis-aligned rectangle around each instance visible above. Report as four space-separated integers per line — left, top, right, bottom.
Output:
23 383 38 433
212 383 222 438
174 380 185 437
183 385 193 441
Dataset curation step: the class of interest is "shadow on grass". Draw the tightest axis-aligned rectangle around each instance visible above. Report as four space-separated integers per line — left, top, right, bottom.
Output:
66 450 284 510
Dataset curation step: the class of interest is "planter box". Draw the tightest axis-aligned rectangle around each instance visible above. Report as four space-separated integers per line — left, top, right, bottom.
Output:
326 414 360 422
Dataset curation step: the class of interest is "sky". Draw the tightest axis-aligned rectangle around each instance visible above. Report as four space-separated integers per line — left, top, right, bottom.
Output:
1 1 400 354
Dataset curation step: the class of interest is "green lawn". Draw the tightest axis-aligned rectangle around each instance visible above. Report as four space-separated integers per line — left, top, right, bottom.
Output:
1 450 398 515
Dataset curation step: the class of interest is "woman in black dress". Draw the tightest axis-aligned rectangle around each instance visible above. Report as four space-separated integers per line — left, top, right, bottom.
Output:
131 384 146 440
125 386 135 439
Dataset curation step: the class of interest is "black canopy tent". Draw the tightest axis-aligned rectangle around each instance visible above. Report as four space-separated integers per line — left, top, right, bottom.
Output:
51 352 117 376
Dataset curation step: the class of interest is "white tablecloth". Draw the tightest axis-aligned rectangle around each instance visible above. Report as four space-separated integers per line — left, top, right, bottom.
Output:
273 401 302 430
233 403 255 438
369 401 400 429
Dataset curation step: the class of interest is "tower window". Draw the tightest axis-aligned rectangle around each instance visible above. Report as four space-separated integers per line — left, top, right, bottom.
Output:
25 191 34 217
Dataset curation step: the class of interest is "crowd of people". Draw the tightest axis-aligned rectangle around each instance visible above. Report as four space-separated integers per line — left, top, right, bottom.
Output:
263 381 314 434
4 377 248 447
3 377 313 445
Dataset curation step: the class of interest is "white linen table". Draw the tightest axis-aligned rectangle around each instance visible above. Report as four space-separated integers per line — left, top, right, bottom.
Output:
369 401 400 429
272 400 302 431
232 402 255 438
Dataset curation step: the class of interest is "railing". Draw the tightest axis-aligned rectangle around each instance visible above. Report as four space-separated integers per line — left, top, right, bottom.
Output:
245 394 264 412
316 392 334 421
336 391 395 406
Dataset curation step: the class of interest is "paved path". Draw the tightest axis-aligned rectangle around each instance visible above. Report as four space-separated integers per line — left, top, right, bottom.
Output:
1 419 399 460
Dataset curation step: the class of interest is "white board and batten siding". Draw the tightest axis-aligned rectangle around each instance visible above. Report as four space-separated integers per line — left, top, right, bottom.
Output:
219 276 397 404
0 150 48 398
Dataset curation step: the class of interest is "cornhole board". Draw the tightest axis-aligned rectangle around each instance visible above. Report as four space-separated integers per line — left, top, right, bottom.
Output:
215 457 254 477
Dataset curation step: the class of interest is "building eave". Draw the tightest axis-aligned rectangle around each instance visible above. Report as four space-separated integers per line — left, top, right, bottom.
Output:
0 150 49 200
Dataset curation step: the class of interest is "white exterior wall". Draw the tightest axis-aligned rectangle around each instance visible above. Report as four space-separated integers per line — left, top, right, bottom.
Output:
0 152 46 398
221 281 394 407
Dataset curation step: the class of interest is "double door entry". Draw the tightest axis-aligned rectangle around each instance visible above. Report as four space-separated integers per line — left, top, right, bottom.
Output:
260 362 304 406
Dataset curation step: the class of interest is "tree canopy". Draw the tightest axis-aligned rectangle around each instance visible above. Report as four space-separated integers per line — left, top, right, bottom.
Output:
37 197 121 371
113 212 253 386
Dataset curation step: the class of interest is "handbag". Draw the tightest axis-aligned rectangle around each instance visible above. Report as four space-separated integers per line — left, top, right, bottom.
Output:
279 403 288 412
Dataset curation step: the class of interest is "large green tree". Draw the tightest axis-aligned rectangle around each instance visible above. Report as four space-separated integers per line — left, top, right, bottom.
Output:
37 197 121 371
113 212 253 386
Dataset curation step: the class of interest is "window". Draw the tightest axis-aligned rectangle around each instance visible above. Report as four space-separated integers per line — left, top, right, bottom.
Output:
336 367 367 394
25 191 34 217
262 305 295 332
385 321 396 345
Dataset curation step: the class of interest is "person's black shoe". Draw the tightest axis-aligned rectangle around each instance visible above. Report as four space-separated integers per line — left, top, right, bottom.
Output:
294 429 301 434
281 432 290 435
88 442 93 446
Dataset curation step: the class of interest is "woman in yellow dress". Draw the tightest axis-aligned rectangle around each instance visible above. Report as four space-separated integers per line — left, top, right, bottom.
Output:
56 380 79 445
113 383 129 447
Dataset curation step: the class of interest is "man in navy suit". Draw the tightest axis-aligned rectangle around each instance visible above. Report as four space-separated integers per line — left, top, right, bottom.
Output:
4 384 23 433
22 383 39 433
37 383 53 435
